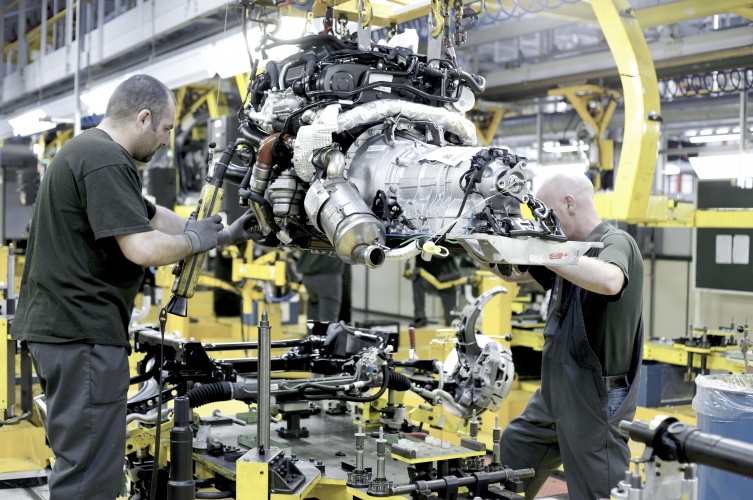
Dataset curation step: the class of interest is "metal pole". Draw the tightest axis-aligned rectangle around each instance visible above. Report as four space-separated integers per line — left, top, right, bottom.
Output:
536 104 543 167
168 396 195 500
257 311 271 452
73 0 81 136
740 89 748 156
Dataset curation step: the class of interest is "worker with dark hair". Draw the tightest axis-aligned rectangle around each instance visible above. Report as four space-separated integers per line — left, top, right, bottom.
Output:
10 75 254 500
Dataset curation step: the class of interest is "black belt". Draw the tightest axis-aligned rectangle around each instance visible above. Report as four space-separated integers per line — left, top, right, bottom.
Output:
603 374 629 390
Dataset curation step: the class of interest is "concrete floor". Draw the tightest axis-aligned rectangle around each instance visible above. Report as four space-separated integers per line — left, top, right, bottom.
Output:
0 484 49 500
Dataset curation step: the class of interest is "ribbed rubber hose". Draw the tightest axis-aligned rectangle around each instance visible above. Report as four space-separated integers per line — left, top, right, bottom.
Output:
185 382 233 408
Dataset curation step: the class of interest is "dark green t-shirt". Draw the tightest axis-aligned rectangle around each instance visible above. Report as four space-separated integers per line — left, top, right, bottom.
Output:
530 219 643 375
10 128 154 352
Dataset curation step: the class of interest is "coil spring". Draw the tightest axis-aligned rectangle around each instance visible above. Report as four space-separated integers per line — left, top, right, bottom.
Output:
371 0 581 42
659 68 753 100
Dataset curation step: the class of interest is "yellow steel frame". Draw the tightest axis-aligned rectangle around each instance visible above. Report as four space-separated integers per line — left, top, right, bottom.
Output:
415 268 467 291
0 420 51 474
470 105 507 148
231 243 288 336
236 458 269 500
1 318 12 420
516 0 753 28
643 341 749 374
589 0 661 223
547 84 620 190
2 2 77 64
172 85 229 167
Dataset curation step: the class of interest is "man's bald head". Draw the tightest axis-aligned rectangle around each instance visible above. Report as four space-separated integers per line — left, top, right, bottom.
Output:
537 172 594 205
535 172 601 241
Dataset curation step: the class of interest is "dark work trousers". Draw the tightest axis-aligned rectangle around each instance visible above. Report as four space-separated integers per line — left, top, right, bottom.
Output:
412 276 457 326
28 342 129 500
499 277 643 499
302 273 343 322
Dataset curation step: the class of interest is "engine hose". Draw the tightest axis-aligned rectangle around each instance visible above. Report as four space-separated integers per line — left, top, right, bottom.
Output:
266 61 280 91
341 365 391 402
248 190 280 233
302 365 391 403
459 70 486 93
239 122 266 146
384 240 423 261
387 371 413 391
185 382 233 408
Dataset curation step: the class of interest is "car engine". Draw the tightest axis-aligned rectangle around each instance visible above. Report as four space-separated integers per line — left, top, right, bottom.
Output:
217 34 595 267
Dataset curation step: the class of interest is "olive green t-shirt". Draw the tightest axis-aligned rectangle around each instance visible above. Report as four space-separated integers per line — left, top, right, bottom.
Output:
530 219 643 375
10 128 155 352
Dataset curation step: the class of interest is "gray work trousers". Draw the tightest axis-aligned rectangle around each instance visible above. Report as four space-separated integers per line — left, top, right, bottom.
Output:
302 273 343 322
28 341 129 500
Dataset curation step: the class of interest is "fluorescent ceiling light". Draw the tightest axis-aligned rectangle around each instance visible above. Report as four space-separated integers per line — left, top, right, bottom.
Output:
543 144 589 153
202 17 306 79
689 154 753 180
81 77 133 115
688 133 740 144
663 163 681 175
9 109 56 137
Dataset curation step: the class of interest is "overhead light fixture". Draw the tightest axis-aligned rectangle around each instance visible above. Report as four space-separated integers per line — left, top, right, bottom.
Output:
542 144 590 154
9 109 57 137
689 154 753 180
81 77 132 115
663 163 681 175
688 133 740 144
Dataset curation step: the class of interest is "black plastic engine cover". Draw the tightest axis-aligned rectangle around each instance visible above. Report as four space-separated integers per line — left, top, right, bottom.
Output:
315 63 414 103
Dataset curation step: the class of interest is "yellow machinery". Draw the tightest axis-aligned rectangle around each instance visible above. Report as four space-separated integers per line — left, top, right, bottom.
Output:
0 246 51 481
154 242 295 341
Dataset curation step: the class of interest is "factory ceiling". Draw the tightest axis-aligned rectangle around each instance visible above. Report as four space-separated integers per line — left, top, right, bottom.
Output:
1 0 751 141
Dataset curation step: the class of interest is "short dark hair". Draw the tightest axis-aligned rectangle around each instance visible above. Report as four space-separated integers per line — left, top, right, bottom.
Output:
105 75 174 130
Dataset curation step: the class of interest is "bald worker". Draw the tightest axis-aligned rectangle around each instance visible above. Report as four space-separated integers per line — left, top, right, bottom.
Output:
482 173 644 499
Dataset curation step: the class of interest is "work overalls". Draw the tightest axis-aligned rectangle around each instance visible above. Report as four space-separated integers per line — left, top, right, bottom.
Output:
500 230 644 500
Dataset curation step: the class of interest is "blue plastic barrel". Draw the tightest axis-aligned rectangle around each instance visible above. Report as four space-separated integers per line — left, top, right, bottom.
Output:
692 373 753 500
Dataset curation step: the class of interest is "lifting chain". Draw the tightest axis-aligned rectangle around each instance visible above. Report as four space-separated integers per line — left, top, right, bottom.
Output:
302 10 314 36
454 0 465 46
526 197 564 237
429 0 444 39
321 5 334 35
335 12 350 37
359 0 373 28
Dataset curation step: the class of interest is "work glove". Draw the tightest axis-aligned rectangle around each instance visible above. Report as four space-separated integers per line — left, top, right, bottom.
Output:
184 214 224 254
217 211 258 247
